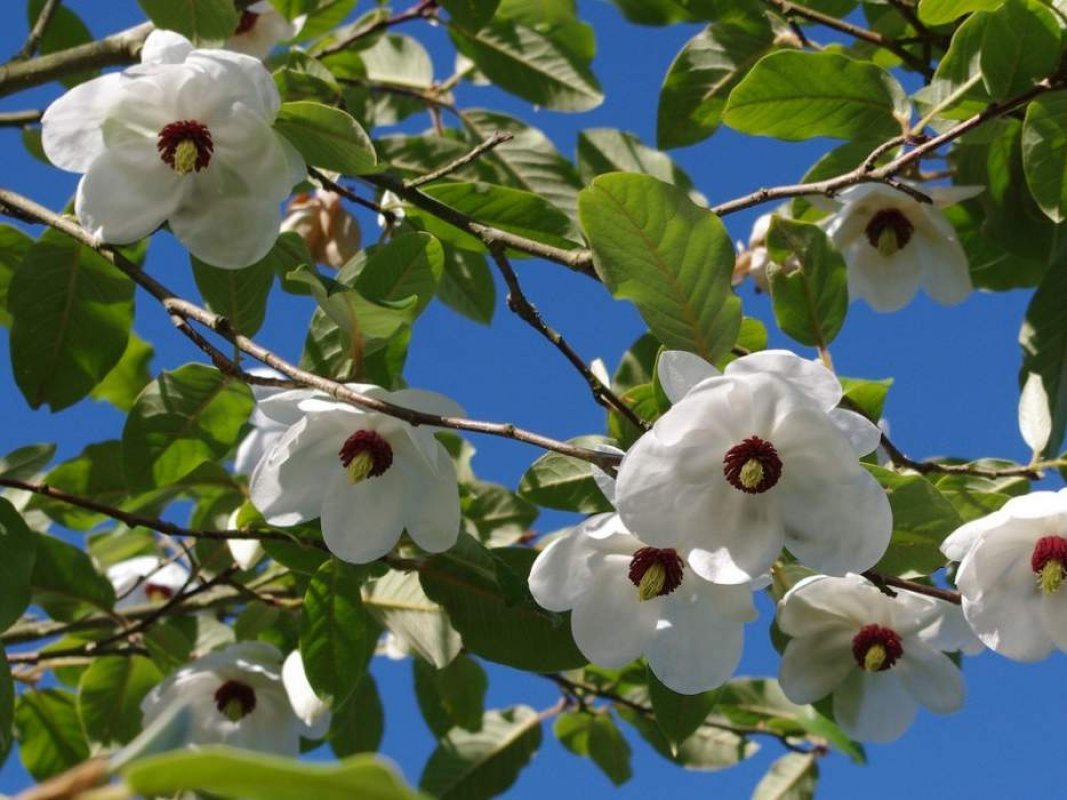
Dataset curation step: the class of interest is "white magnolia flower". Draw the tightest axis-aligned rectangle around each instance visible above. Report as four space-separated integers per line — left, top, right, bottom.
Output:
941 489 1067 661
141 642 327 755
614 350 891 584
106 555 189 610
777 574 965 743
41 30 305 268
529 514 757 694
226 1 303 60
249 386 463 564
825 183 982 312
280 189 361 269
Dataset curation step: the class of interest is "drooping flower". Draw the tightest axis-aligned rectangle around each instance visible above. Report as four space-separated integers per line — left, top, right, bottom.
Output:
528 513 757 694
824 183 983 312
226 1 303 61
941 489 1067 661
280 189 361 269
614 350 891 584
777 574 965 743
249 386 463 564
41 30 305 268
106 555 189 610
140 643 328 755
732 212 798 292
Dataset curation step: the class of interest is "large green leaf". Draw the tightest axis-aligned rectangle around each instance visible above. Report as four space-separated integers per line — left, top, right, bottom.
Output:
1019 263 1067 457
648 671 721 751
363 569 462 668
8 230 134 411
913 12 991 128
437 246 496 325
352 232 444 317
723 50 907 141
868 466 963 575
14 690 89 781
137 0 238 41
77 656 163 747
578 173 740 363
918 0 1002 25
275 101 377 175
31 535 116 621
0 224 33 328
1022 93 1067 223
329 676 384 757
122 364 253 492
441 0 502 30
90 333 154 412
192 255 276 336
554 711 632 785
577 129 704 205
0 498 35 631
36 441 127 529
517 436 614 513
979 0 1060 101
413 654 488 737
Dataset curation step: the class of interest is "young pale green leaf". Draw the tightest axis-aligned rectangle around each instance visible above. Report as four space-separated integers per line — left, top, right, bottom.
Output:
31 535 116 621
137 0 238 41
656 16 777 150
0 224 32 328
913 12 990 126
77 656 163 747
753 753 819 800
766 217 849 348
979 0 1060 102
329 676 384 758
578 173 740 363
191 255 276 336
363 569 463 668
437 246 496 325
1022 94 1067 223
441 0 502 30
419 706 542 799
122 748 422 800
1020 263 1067 457
413 655 488 738
648 671 722 751
517 435 614 513
723 50 907 141
352 232 445 316
577 129 704 205
300 560 379 706
868 466 962 575
839 377 893 422
450 20 604 111
8 232 134 411
0 499 35 631
275 101 377 175
918 0 1002 25
122 364 253 493
90 333 154 412
14 690 89 781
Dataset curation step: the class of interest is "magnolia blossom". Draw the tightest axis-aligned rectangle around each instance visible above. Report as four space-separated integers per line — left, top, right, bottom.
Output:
281 189 362 269
824 183 982 312
942 489 1067 661
777 574 965 742
226 1 303 60
141 643 328 755
614 350 891 584
41 30 304 268
529 514 757 694
249 386 463 563
106 555 189 610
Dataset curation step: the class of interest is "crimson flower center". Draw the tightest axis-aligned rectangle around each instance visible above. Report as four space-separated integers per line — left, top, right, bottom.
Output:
722 436 782 493
157 120 214 175
1031 535 1067 593
338 429 394 483
235 10 260 34
864 208 914 257
214 679 256 721
628 547 684 601
144 582 174 602
851 624 903 672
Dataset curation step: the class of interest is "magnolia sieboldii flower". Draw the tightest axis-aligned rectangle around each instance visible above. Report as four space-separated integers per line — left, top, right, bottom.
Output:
941 489 1067 661
614 350 891 584
528 514 757 694
777 574 965 743
280 189 362 269
226 1 303 61
249 386 463 564
106 555 189 610
141 643 329 755
732 212 799 292
41 30 304 268
824 183 982 312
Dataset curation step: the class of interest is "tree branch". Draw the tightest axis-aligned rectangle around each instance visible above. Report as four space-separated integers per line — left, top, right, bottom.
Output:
0 109 42 127
864 571 961 604
11 0 65 62
407 131 515 189
315 0 438 59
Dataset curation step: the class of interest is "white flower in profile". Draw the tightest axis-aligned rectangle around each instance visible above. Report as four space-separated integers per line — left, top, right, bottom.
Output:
280 189 361 269
281 650 331 733
141 643 328 755
614 350 891 584
941 488 1067 661
41 30 305 268
777 574 965 743
226 1 303 61
106 555 189 610
528 513 757 694
249 386 463 564
824 183 982 312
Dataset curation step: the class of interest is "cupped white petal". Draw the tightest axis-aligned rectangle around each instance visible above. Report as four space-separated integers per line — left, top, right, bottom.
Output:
778 574 889 636
570 562 657 667
827 408 883 456
844 240 924 313
941 512 1005 562
916 230 971 307
208 104 304 201
282 650 330 737
400 444 461 554
833 669 918 743
686 496 784 584
725 350 841 411
257 389 324 425
320 467 407 563
184 48 282 120
778 628 856 704
591 444 625 506
141 31 195 65
656 350 720 403
41 73 129 172
895 637 964 714
926 185 984 207
169 192 280 269
528 522 609 612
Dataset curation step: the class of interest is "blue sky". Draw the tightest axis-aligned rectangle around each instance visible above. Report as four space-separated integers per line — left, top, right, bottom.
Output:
0 2 1060 797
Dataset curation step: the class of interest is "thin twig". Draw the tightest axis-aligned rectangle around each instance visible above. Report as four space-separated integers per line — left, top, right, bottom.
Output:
885 0 951 49
407 131 515 188
316 0 438 59
0 109 42 127
877 435 1041 480
864 571 961 605
12 0 64 61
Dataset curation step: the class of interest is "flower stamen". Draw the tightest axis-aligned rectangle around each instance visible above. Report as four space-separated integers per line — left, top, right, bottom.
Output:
628 547 684 601
865 209 914 257
1031 535 1067 594
157 120 214 175
144 582 174 602
235 11 259 34
214 679 256 721
851 624 903 672
723 436 783 493
338 430 393 484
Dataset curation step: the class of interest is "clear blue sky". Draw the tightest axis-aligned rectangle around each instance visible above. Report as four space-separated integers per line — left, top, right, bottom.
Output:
0 2 1059 797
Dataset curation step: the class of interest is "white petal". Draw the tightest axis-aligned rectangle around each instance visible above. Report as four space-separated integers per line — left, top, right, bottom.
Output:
656 350 719 403
210 105 305 201
941 513 1003 562
528 525 605 612
41 73 127 172
257 389 324 425
778 574 888 636
591 444 625 506
844 241 923 313
184 49 282 121
320 468 406 563
228 538 265 571
169 193 280 269
249 416 343 526
916 229 971 307
387 388 466 419
282 650 330 736
833 669 918 743
725 350 841 411
401 445 461 554
828 409 883 456
895 638 964 714
927 185 984 207
686 497 785 584
571 565 656 667
778 629 855 704
141 30 194 65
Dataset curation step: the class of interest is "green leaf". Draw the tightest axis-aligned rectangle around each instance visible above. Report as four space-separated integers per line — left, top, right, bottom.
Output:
27 0 96 86
0 443 55 481
14 689 89 781
918 0 1002 25
518 436 614 513
122 748 423 800
1020 262 1067 456
0 649 12 765
90 333 154 412
1023 94 1067 223
77 656 163 746
913 12 990 126
441 0 502 30
31 535 116 620
840 377 893 422
766 217 849 348
36 441 127 529
578 173 740 363
298 0 359 41
329 676 384 757
137 0 238 41
723 50 907 141
979 0 1060 101
363 569 463 668
419 706 542 799
0 224 33 328
657 17 776 149
275 101 377 175
8 231 134 411
413 655 488 737
648 671 721 751
753 753 819 800
868 466 962 575
0 498 35 631
450 20 604 111
354 232 444 317
615 703 757 770
122 364 253 493
577 129 704 205
553 710 631 783
300 560 379 705
192 255 276 336
463 481 539 546
437 246 496 325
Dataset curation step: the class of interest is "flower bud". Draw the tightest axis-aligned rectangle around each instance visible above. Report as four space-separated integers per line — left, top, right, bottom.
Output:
281 190 361 269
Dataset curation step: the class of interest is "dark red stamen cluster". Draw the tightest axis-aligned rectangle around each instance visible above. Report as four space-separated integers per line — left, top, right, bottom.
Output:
864 208 914 250
1031 535 1067 574
214 680 256 718
851 624 903 671
157 120 214 172
722 436 783 493
144 582 174 602
338 429 394 477
235 10 259 34
627 547 685 597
